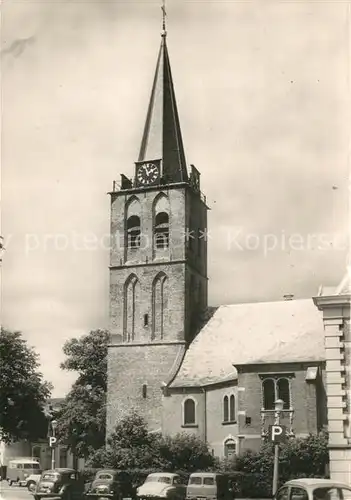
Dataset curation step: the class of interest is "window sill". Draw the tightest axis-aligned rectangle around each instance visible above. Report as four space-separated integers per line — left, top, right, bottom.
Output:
222 420 237 426
181 424 198 428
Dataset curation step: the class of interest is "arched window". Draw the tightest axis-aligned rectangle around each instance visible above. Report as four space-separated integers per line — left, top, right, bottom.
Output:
153 194 170 252
262 379 275 410
154 212 169 249
125 196 141 252
224 438 236 459
183 398 196 425
229 394 235 422
123 274 140 342
223 396 229 422
262 377 292 410
277 378 290 408
152 273 168 340
127 215 141 248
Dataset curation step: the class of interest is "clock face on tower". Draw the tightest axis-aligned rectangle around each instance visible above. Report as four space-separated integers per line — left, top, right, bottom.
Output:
136 162 160 186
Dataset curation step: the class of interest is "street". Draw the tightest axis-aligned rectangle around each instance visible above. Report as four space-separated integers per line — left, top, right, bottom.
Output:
0 484 31 500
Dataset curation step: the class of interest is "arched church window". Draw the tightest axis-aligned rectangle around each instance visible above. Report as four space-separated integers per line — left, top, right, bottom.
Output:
152 272 167 340
123 274 140 342
229 394 235 422
277 378 290 409
183 398 196 425
262 379 275 410
223 396 229 422
125 196 141 252
262 377 291 410
153 193 170 252
127 215 141 248
154 212 169 249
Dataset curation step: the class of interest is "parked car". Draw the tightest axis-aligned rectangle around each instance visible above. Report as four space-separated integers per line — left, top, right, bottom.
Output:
136 473 186 500
33 468 86 500
85 469 135 500
7 459 41 486
186 472 234 500
274 478 351 500
26 474 42 492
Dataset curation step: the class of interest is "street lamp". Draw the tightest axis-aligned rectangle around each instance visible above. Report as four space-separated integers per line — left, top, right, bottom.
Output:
51 420 57 470
272 399 284 496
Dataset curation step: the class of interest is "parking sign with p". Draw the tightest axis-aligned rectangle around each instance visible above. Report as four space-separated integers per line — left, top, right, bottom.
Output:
268 424 287 444
49 436 57 447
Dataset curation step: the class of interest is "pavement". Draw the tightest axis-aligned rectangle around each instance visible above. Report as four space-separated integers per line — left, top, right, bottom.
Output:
0 483 31 500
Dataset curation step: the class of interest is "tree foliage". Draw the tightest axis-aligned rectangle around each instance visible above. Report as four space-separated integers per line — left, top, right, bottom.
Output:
87 411 215 471
229 431 329 497
158 433 215 472
60 329 108 390
56 329 109 458
0 328 52 443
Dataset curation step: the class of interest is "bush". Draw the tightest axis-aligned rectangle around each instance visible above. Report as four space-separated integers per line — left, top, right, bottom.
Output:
87 412 215 472
158 433 215 472
227 431 329 497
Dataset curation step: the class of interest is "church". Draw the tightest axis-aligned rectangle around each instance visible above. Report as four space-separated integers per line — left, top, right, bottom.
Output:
106 22 338 458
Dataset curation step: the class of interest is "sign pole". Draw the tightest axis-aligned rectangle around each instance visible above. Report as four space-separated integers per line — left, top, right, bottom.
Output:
272 443 279 495
50 420 57 470
272 399 284 496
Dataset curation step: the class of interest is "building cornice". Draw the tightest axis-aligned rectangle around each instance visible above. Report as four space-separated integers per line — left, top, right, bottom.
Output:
108 340 186 348
313 294 351 310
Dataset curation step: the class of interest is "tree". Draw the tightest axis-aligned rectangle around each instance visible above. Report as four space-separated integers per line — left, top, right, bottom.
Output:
279 431 329 479
56 329 109 458
88 412 162 469
0 328 52 443
158 433 215 472
231 431 329 498
87 412 215 472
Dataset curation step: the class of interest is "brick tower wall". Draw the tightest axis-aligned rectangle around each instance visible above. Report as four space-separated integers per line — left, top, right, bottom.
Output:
107 342 184 433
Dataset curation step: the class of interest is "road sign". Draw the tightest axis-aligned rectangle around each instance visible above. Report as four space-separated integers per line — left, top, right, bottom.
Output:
49 436 57 447
268 424 287 444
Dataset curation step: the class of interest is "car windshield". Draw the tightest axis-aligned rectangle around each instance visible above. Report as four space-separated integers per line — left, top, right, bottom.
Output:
97 474 113 480
145 476 172 484
42 473 59 481
24 464 40 469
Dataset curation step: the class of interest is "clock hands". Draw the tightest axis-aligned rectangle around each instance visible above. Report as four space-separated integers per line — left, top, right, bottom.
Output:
136 162 159 186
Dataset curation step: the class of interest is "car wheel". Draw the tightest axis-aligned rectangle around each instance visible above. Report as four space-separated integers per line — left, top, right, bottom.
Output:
27 481 36 492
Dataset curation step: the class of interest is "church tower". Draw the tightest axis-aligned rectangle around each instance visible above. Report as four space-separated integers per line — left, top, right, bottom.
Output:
106 18 208 433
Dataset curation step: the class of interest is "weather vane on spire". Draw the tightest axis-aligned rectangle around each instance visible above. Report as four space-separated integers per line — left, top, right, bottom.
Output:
161 0 167 37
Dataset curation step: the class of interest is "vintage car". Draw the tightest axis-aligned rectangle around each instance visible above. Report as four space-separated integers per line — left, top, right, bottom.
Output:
186 472 234 500
274 478 351 500
136 473 186 500
33 468 86 500
85 469 135 500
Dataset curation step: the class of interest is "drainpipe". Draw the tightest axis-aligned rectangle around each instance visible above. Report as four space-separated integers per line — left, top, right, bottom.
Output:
202 388 207 442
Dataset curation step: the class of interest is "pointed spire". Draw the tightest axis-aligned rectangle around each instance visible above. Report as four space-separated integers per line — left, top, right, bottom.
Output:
138 5 188 183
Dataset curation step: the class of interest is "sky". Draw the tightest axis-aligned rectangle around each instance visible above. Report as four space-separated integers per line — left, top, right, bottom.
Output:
1 0 350 396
